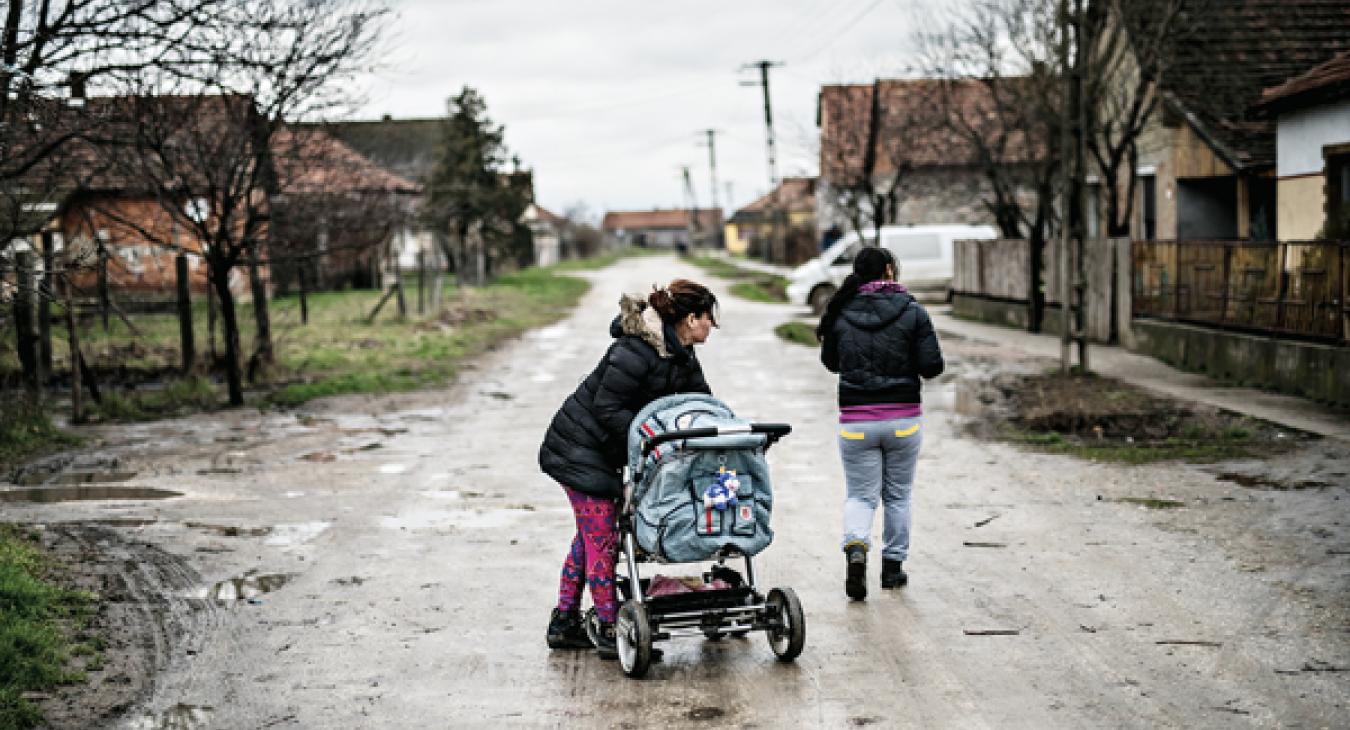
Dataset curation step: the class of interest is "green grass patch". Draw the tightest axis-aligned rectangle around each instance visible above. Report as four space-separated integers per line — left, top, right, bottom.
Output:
0 526 97 729
687 255 789 303
774 321 819 347
0 399 81 473
1001 424 1261 464
0 251 624 419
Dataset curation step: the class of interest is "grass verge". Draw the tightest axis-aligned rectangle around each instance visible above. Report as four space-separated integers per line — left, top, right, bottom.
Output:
774 321 819 347
686 255 789 303
0 526 96 730
0 400 82 475
0 251 633 423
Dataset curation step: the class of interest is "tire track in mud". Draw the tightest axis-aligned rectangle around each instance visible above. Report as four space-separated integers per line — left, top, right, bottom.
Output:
24 522 221 729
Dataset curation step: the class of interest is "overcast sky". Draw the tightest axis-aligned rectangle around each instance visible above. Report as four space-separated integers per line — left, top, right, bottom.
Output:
350 0 941 218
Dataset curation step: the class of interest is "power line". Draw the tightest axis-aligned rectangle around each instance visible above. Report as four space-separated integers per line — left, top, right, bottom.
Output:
793 0 887 63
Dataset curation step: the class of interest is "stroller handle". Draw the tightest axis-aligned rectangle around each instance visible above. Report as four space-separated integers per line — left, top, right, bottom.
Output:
639 423 792 457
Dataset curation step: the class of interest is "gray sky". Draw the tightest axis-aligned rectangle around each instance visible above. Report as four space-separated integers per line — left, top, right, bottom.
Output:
351 0 939 218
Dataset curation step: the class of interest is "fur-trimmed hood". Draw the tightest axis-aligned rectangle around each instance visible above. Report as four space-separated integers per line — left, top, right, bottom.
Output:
609 294 691 361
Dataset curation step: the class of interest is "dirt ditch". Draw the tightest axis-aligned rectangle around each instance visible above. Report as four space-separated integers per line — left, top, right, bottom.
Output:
15 523 217 729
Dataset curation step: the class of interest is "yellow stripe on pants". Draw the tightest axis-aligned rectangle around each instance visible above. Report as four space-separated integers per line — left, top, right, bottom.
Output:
894 424 920 438
840 430 864 440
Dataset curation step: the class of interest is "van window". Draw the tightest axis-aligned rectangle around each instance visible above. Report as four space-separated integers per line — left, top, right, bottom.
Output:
884 233 942 261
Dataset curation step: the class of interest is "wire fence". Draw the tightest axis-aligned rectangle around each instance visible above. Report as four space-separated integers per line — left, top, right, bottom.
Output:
1132 239 1349 346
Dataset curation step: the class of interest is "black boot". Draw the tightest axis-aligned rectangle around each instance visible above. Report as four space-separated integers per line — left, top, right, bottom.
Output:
845 542 868 601
546 608 593 650
880 559 908 589
594 620 619 660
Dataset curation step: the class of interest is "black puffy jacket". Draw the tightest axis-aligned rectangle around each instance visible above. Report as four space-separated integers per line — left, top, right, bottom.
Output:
538 296 711 498
820 291 944 406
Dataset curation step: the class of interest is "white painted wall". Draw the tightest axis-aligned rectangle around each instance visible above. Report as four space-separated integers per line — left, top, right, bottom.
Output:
1276 100 1350 177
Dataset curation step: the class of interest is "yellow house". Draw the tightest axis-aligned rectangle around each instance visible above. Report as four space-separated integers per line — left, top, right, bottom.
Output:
724 177 817 261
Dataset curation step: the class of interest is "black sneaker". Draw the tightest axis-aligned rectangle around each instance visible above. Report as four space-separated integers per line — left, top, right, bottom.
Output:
845 542 868 601
546 608 593 650
595 620 619 660
880 559 908 589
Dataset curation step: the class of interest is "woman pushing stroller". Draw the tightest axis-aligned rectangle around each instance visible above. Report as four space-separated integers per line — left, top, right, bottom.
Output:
538 280 719 658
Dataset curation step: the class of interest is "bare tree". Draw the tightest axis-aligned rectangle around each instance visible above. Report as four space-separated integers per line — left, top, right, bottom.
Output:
0 0 227 242
87 0 388 405
919 0 1065 331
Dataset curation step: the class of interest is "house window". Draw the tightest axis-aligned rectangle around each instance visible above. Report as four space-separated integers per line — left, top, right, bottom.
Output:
1139 175 1157 241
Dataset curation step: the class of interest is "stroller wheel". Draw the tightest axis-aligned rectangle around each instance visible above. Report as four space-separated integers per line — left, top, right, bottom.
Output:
616 601 654 678
765 587 806 662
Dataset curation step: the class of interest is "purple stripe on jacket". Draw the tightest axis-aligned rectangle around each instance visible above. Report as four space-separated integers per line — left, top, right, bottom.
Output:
839 403 922 423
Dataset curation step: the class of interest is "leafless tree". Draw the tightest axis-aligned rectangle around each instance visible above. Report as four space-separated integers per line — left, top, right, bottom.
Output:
0 0 229 243
87 0 388 405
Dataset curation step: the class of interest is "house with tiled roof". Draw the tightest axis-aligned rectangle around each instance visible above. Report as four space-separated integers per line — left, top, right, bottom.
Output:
816 78 1035 238
1132 0 1350 242
724 177 817 260
1258 50 1350 241
601 208 723 249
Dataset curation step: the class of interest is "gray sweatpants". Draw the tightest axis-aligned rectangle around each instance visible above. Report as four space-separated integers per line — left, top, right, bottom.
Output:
837 416 923 561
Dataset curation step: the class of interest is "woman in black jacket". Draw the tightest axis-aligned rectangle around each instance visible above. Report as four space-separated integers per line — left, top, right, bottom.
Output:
538 279 718 658
818 246 943 601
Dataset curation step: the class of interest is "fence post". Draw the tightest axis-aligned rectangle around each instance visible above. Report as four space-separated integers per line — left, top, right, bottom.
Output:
65 283 83 423
98 240 110 332
176 252 195 373
1275 243 1289 331
297 263 309 325
417 250 426 315
1220 242 1232 326
39 231 54 382
14 252 41 396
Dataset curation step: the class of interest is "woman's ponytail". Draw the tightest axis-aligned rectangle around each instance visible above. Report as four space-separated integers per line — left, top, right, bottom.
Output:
815 245 896 342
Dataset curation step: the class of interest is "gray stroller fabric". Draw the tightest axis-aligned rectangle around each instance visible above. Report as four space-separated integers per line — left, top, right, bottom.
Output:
627 394 774 562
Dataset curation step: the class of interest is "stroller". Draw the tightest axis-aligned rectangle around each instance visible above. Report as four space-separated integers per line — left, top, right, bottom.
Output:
590 393 805 678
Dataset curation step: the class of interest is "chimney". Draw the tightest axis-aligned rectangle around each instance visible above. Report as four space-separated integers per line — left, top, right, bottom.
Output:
67 72 87 107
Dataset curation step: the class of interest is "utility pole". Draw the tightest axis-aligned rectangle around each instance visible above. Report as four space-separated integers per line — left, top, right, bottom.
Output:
741 59 784 261
700 129 722 247
681 165 700 250
1057 0 1090 373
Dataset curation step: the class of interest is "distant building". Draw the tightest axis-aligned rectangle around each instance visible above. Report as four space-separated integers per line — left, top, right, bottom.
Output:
1258 50 1350 241
601 209 723 249
725 177 817 262
816 79 1031 237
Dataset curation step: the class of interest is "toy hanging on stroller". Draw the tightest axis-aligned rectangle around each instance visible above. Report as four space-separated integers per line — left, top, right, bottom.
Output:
593 393 805 678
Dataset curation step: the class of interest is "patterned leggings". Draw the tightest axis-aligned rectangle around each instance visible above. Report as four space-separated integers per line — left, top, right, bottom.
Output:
556 485 619 623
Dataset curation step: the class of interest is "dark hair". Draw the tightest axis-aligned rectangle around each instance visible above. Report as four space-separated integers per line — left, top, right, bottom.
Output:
649 279 719 327
815 246 896 341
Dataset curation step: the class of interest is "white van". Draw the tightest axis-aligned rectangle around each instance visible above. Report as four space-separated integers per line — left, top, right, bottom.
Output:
786 224 998 313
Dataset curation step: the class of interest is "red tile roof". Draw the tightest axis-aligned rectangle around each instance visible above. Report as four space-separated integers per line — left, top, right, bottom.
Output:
818 78 1034 183
273 127 420 195
738 177 816 215
1259 50 1350 112
601 208 723 231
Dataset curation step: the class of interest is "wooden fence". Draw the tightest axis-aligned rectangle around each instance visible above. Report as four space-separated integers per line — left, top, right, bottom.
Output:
952 237 1120 342
1132 240 1349 345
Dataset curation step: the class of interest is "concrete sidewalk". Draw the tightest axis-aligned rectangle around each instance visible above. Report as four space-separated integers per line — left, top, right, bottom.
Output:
930 309 1350 442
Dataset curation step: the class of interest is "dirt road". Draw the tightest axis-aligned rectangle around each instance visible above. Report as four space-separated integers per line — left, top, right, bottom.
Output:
7 254 1347 728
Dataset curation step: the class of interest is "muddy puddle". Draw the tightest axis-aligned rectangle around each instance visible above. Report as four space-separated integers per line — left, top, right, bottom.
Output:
126 702 214 730
200 571 292 600
0 485 182 503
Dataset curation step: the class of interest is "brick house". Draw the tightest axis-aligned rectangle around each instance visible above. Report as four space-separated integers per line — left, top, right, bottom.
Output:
816 79 1034 239
724 177 818 262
